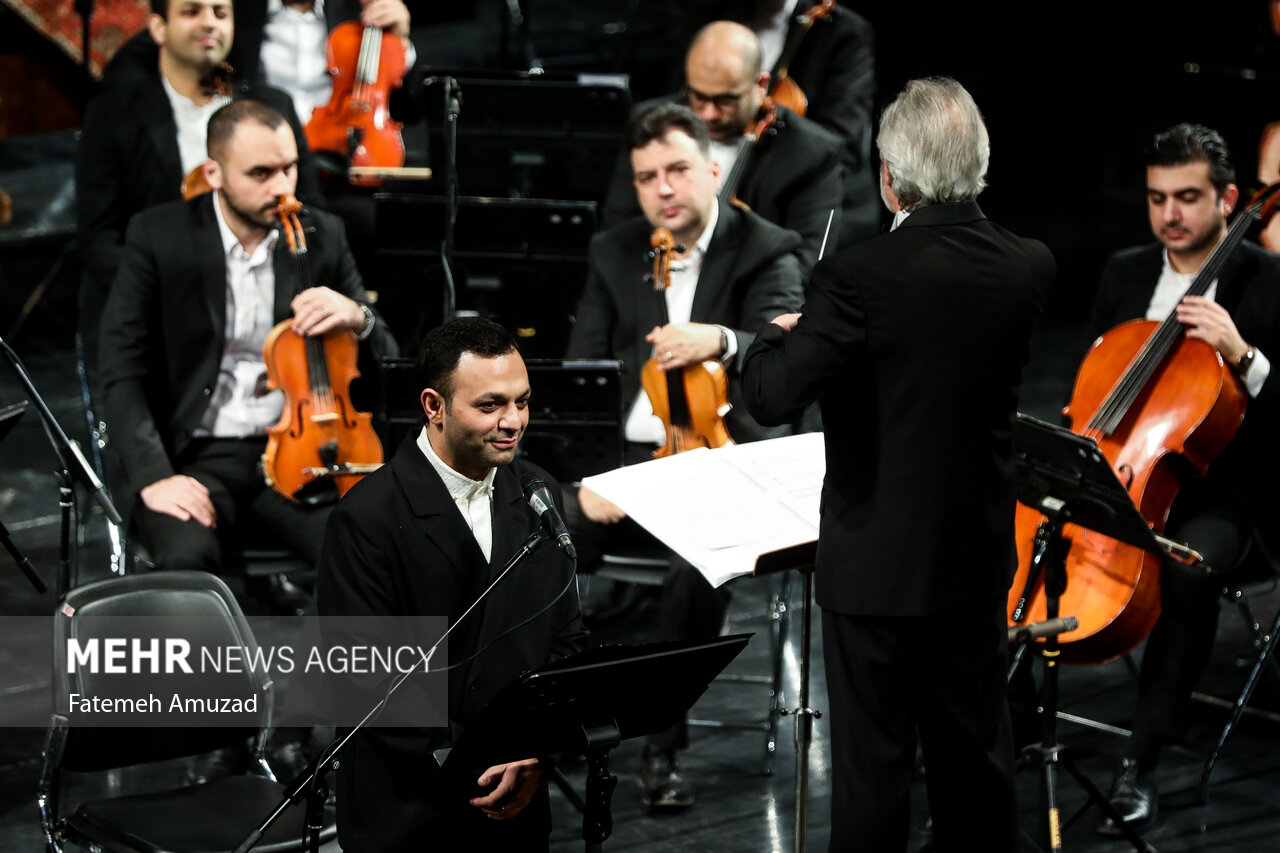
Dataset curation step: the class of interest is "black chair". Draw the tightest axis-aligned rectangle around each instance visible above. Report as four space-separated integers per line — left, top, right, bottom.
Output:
38 571 336 852
1198 531 1280 800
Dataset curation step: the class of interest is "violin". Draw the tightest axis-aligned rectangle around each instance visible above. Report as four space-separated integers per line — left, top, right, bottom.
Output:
717 99 778 208
767 0 836 117
639 227 735 458
304 20 407 187
1007 183 1280 663
261 194 384 502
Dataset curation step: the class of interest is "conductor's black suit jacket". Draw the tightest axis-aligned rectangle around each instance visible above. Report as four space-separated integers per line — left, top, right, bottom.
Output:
741 201 1055 616
317 439 588 851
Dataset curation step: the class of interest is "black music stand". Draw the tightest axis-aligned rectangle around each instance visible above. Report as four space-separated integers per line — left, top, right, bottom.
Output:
440 635 749 853
1010 414 1199 853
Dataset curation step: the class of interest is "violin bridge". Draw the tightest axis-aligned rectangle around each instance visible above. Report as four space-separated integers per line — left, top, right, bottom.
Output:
310 413 340 423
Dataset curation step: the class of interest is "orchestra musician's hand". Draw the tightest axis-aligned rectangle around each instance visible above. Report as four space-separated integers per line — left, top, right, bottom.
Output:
361 0 411 41
469 758 542 820
770 312 801 332
290 286 365 337
1176 295 1250 364
578 485 627 524
646 322 725 369
140 475 217 528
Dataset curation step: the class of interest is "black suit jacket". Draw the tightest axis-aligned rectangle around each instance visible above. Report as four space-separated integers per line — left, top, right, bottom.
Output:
567 204 806 444
316 439 587 851
78 54 321 302
1087 241 1280 529
741 201 1055 616
602 99 844 272
98 193 385 502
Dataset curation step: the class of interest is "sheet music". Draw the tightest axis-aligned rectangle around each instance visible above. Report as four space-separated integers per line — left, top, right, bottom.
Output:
580 433 825 587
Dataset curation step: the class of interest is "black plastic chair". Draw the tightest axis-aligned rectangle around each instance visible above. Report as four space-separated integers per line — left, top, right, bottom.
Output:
38 571 335 852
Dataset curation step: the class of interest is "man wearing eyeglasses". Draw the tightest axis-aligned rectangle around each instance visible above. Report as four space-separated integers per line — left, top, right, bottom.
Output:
602 20 845 272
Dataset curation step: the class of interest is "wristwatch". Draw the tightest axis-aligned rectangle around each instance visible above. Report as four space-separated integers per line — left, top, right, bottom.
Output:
357 303 376 339
1236 345 1255 377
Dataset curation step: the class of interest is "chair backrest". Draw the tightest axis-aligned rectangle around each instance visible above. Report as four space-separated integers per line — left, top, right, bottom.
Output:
51 571 270 772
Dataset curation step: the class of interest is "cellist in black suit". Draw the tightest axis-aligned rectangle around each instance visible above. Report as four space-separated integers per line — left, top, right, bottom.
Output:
1086 124 1280 837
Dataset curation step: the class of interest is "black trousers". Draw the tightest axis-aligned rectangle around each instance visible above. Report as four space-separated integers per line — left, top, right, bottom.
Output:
823 596 1019 853
1130 481 1248 749
133 438 330 573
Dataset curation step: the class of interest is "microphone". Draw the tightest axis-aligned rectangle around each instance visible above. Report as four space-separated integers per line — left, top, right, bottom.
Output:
1007 615 1079 644
520 473 577 561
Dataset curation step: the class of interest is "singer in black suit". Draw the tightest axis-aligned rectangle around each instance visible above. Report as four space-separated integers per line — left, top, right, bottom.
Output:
741 78 1054 851
317 317 587 852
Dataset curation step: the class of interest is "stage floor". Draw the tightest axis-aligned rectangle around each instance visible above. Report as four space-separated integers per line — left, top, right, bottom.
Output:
2 334 1278 852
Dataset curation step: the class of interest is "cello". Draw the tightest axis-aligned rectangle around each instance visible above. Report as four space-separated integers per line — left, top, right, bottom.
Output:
639 227 735 458
766 0 836 117
304 20 407 187
261 194 384 502
1008 183 1280 663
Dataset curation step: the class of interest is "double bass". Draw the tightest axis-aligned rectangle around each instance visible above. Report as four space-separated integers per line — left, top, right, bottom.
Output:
261 194 383 502
1008 184 1280 663
304 20 407 187
639 227 734 457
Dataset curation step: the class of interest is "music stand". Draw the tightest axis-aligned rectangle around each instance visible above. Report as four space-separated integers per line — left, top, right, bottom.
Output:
441 635 749 853
1010 414 1195 853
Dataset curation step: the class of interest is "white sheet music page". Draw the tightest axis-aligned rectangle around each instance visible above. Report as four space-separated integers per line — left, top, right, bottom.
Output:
580 433 825 586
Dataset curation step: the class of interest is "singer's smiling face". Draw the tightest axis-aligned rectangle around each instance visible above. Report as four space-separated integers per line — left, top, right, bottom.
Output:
421 350 530 480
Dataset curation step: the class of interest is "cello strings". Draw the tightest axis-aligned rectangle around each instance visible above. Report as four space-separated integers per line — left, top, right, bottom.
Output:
1088 201 1257 435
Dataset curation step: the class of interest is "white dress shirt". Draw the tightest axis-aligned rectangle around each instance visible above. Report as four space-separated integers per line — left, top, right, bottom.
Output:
417 426 497 562
757 0 802 74
196 193 285 438
160 74 231 176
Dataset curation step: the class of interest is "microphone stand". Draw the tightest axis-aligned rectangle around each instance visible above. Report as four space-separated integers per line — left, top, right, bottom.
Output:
0 336 120 595
440 75 460 323
232 529 552 853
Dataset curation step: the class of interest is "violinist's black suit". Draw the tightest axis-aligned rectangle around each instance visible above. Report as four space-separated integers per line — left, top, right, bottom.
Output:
99 193 389 571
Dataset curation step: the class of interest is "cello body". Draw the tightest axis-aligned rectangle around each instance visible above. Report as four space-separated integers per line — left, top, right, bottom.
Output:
1008 319 1246 663
304 21 406 186
261 322 383 502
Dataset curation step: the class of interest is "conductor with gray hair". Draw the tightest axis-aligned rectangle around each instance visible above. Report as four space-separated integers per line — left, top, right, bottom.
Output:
740 77 1055 850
